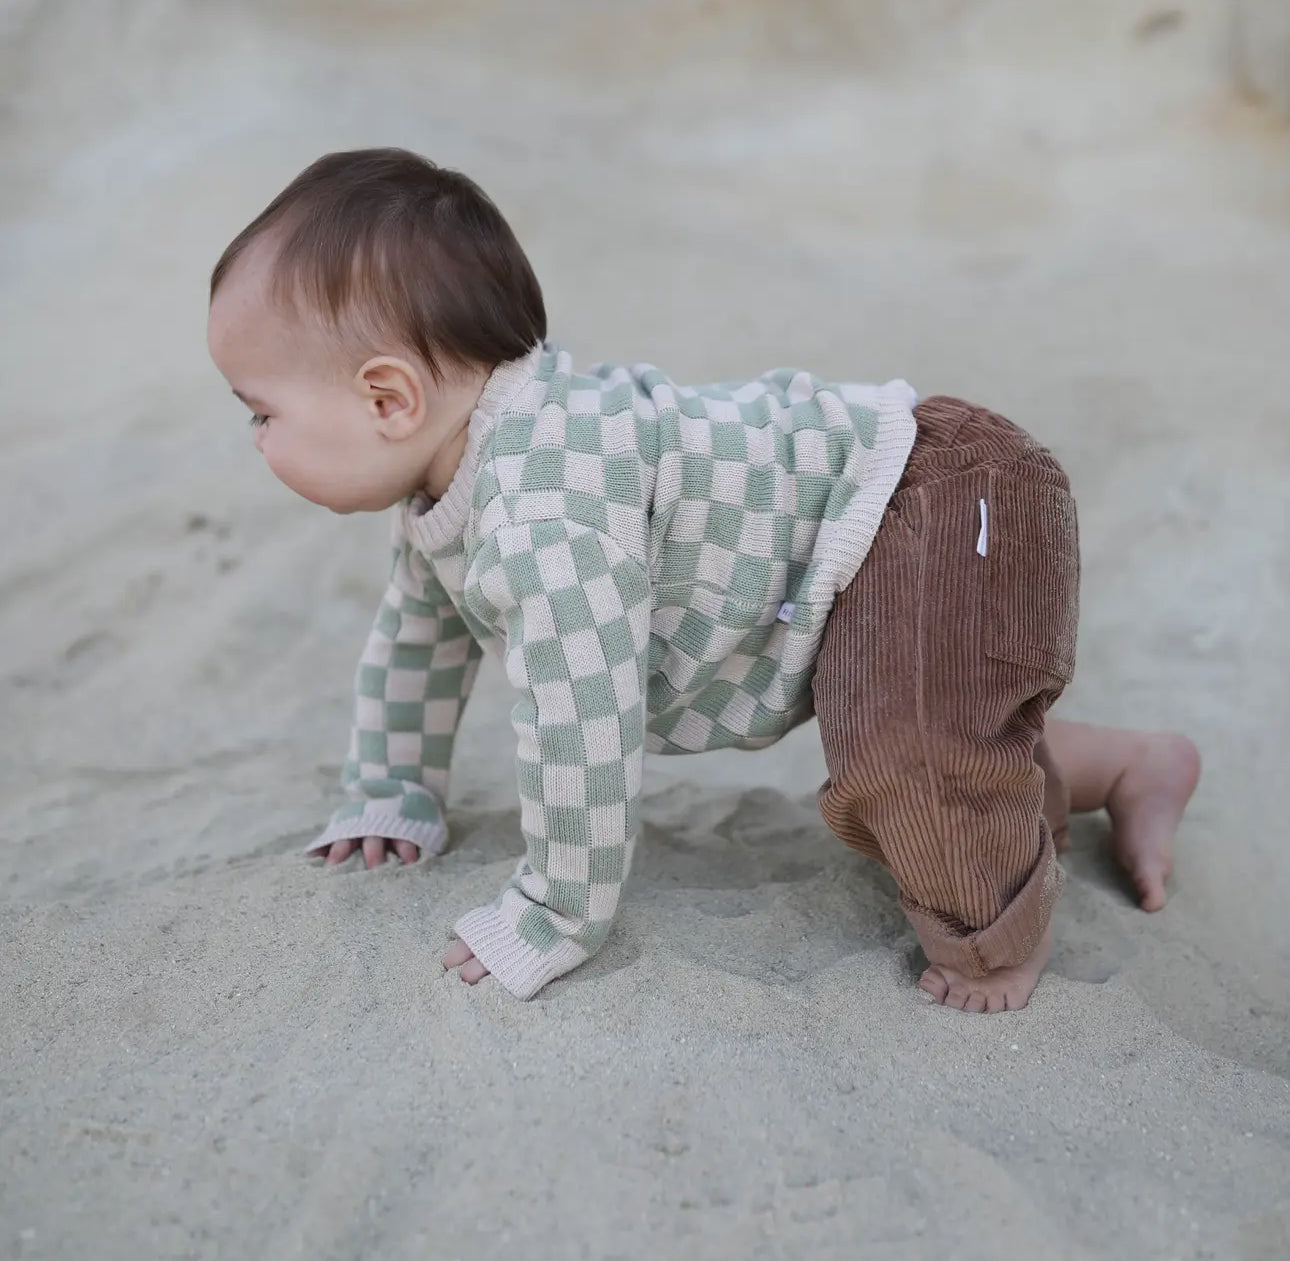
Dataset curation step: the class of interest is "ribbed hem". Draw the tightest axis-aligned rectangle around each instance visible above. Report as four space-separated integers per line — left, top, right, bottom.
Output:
404 343 544 555
810 380 919 601
452 904 588 1000
903 830 1064 977
306 811 449 858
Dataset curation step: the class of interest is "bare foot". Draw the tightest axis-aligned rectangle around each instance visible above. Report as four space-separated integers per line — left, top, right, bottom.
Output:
321 836 421 869
1106 733 1201 912
443 938 490 984
918 924 1052 1013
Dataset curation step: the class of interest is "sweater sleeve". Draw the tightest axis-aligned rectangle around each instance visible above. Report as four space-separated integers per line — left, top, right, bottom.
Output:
451 518 652 999
308 513 484 856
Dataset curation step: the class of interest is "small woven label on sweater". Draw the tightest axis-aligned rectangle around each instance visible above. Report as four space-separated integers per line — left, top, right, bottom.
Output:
977 498 989 557
776 601 795 623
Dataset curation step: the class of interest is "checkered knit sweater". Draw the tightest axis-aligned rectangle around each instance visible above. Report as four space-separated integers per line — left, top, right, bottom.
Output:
309 343 917 998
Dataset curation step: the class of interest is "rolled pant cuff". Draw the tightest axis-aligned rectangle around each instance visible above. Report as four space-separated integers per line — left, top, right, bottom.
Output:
902 831 1064 977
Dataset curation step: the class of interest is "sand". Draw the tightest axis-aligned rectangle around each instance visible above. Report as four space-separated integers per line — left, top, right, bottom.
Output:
2 2 1289 1258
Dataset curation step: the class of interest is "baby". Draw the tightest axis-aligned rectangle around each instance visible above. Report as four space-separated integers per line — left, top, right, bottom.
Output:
207 148 1201 1012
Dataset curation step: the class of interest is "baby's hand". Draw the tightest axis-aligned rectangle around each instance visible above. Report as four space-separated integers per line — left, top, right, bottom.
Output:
443 938 490 984
320 836 421 868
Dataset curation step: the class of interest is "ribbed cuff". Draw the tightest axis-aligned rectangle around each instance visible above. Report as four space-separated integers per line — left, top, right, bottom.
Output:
306 809 448 858
903 830 1064 977
452 904 588 1000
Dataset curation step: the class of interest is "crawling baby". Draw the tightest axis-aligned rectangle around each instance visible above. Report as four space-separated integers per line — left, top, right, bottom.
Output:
206 148 1200 1011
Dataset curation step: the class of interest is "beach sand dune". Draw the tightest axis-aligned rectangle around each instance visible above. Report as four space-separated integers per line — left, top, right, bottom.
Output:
2 3 1288 1258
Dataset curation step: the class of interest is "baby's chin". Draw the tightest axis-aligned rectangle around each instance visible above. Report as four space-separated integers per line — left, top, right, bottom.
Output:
297 484 406 515
325 496 401 516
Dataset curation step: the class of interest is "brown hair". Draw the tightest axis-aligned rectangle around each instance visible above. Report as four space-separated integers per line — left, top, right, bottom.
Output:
210 147 546 381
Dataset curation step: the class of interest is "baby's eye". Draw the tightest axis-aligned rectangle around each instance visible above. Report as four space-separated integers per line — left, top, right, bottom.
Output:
249 413 268 427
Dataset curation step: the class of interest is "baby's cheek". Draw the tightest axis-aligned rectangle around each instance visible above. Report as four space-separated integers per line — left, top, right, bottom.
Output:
259 440 291 486
261 441 318 502
293 456 371 512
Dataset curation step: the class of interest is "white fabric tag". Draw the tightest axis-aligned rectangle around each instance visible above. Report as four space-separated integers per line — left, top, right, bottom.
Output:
977 498 989 557
776 601 795 623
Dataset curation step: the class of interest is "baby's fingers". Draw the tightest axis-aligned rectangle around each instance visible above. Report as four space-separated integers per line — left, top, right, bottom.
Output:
459 957 489 983
392 839 420 865
443 938 489 984
443 939 474 969
325 838 359 866
321 837 419 867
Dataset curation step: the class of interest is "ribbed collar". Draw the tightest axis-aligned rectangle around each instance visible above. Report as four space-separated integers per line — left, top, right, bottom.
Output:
403 343 544 554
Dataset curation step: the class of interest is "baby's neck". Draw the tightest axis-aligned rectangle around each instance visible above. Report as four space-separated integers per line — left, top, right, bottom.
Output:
424 423 471 501
422 368 490 500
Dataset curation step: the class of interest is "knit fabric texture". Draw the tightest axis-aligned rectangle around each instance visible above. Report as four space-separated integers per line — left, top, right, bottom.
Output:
309 343 918 998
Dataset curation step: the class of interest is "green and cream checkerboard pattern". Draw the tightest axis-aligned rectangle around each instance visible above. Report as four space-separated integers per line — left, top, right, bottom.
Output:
314 343 918 998
307 527 483 859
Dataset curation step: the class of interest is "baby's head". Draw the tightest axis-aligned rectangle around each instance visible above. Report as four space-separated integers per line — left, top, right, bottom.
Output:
207 148 545 513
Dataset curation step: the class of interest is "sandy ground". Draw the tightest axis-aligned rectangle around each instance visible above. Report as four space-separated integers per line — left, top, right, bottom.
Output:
2 2 1289 1258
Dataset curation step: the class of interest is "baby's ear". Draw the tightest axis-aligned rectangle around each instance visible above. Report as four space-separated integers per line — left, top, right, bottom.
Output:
356 356 424 438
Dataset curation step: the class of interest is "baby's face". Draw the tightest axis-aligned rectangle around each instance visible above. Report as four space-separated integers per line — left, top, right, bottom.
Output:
207 246 468 514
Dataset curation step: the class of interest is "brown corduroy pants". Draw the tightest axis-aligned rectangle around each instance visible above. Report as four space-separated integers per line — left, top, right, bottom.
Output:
814 396 1080 977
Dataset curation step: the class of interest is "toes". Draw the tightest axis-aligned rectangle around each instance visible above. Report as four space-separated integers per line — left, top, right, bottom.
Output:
442 939 474 970
460 958 489 984
392 839 421 865
1132 860 1170 911
1136 875 1167 912
918 968 950 1003
923 970 1033 1014
362 836 386 869
325 839 357 866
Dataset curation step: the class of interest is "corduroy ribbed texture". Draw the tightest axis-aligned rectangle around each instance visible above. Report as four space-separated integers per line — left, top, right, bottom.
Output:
813 396 1080 977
